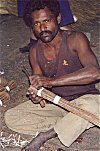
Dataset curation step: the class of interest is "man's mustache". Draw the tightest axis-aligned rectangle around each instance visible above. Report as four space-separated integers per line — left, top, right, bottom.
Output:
39 30 52 37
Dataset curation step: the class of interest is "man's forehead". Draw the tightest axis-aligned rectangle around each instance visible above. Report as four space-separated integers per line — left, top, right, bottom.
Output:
31 7 53 20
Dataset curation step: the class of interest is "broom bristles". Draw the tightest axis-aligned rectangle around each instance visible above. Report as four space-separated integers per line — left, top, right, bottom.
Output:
7 80 17 90
0 91 10 103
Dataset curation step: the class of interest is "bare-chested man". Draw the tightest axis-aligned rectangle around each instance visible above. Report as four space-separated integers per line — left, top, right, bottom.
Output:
18 0 100 150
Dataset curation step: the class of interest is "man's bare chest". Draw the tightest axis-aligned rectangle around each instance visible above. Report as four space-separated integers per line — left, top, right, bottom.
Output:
43 46 60 61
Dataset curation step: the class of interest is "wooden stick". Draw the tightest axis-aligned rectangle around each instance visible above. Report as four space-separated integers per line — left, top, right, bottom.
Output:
28 86 100 127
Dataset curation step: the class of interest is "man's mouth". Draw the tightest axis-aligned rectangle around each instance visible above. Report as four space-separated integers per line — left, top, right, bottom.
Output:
40 31 52 37
42 33 50 37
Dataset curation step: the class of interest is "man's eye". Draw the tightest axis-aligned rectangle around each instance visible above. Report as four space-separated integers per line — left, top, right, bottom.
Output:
34 23 39 26
45 19 51 23
34 23 38 26
45 20 49 23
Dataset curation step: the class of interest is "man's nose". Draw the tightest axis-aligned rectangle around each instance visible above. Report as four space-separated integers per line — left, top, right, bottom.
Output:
40 23 47 32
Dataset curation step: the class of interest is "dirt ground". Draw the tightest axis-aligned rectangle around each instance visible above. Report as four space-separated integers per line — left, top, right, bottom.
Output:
0 14 100 151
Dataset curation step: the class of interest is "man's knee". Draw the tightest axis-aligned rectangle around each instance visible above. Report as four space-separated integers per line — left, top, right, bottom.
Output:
74 94 100 115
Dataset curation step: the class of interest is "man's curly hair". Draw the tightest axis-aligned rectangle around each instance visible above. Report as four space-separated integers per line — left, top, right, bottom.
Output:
23 0 60 28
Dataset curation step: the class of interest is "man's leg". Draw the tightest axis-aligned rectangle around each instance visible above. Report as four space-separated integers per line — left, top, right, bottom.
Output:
4 101 66 151
54 94 100 147
22 94 99 150
4 100 66 135
5 95 99 150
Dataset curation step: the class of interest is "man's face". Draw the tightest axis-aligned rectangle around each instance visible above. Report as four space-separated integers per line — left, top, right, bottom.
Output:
31 7 59 43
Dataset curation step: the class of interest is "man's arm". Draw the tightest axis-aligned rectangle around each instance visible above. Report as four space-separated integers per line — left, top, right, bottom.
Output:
50 32 100 86
28 46 46 104
29 46 42 75
29 46 53 89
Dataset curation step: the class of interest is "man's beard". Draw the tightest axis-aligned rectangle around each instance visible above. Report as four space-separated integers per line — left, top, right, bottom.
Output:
35 25 59 43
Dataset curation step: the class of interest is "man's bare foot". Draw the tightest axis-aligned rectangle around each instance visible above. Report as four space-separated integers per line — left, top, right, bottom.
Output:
21 128 57 151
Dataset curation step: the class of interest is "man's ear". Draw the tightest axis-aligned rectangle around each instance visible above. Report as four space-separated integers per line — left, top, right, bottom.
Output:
57 14 61 24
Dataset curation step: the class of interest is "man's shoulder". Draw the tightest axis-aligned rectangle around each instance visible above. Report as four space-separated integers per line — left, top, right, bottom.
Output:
63 30 87 42
64 30 84 37
30 40 39 50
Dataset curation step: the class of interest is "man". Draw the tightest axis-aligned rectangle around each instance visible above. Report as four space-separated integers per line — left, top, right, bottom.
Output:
5 0 100 151
21 0 100 150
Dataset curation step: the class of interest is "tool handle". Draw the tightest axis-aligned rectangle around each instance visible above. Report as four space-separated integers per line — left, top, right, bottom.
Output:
40 100 45 108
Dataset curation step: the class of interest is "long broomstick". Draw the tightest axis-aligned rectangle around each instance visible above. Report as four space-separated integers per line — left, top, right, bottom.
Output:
28 86 100 127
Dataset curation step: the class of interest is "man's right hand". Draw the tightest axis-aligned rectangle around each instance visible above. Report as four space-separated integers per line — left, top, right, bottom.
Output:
29 94 43 104
28 88 43 104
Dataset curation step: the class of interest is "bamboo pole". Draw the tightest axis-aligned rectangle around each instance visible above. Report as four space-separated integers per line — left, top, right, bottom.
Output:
28 86 100 127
